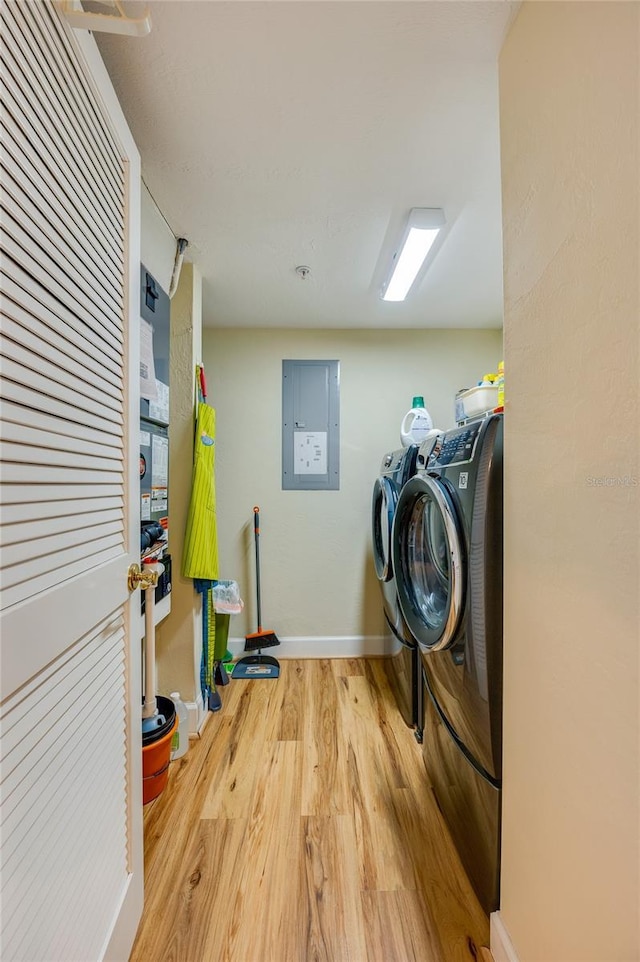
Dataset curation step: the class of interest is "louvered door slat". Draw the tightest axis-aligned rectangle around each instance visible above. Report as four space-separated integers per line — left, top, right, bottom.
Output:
1 418 122 463
1 483 123 507
2 438 122 473
0 86 123 275
2 301 122 394
8 783 124 962
1 400 123 456
4 0 124 215
1 209 123 343
2 640 124 804
1 269 124 374
3 737 125 930
2 133 123 303
1 459 122 486
2 510 123 549
0 379 123 437
1 356 122 428
1 330 122 417
1 2 141 956
2 664 124 828
0 625 126 962
24 0 123 184
53 790 125 962
0 148 122 326
1 623 124 757
0 110 123 304
1 496 122 526
3 169 123 319
1 7 124 246
1 611 124 751
2 327 122 417
1 538 122 611
2 517 123 569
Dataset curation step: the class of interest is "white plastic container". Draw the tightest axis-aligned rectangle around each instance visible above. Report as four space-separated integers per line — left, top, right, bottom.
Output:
400 396 433 447
169 692 189 760
455 385 498 423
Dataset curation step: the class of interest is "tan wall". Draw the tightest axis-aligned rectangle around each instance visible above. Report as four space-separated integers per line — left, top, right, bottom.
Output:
155 263 203 706
140 191 203 714
203 328 502 643
140 183 175 292
499 4 639 959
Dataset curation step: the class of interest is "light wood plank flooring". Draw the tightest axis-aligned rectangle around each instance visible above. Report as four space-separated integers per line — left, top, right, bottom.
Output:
133 659 489 962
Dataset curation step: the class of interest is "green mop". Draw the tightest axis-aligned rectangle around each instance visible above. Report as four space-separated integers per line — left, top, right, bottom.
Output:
183 369 222 709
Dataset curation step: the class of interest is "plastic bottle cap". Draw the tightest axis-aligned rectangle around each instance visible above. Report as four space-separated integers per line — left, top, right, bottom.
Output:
412 396 425 408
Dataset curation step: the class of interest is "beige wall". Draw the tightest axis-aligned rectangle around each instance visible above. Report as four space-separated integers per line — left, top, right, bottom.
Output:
141 190 204 718
203 328 502 645
156 263 203 707
140 183 175 292
499 4 639 960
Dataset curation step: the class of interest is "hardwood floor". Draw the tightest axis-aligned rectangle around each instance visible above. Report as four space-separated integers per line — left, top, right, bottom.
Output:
133 659 489 962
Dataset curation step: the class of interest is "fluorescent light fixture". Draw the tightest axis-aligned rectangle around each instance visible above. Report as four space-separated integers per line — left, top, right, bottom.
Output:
381 208 446 302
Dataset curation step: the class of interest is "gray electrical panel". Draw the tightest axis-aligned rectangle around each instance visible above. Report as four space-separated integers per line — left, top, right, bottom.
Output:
139 265 170 529
282 360 340 490
139 264 170 425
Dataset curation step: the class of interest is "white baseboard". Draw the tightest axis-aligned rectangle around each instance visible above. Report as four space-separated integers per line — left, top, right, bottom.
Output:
490 912 520 962
227 634 397 659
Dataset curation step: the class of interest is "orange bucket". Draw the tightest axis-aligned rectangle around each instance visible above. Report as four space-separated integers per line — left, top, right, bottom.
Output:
142 714 177 805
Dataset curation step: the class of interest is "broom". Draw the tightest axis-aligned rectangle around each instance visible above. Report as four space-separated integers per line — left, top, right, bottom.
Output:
244 506 280 651
232 507 280 679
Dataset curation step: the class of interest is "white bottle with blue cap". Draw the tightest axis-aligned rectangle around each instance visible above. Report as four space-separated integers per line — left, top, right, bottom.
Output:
400 396 434 447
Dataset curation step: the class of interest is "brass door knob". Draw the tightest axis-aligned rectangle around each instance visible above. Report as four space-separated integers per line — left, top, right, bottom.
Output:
127 563 160 592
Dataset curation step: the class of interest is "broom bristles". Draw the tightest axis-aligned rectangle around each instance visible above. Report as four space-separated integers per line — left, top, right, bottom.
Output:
244 629 280 651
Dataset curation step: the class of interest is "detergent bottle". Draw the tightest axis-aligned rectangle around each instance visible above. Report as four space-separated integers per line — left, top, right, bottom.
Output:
400 396 433 448
169 692 189 760
496 361 505 408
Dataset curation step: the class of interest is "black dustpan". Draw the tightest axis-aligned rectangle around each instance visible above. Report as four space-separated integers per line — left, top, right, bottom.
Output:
233 507 280 680
232 654 280 679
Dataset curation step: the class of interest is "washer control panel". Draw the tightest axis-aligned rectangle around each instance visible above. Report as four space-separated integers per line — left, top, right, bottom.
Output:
380 449 405 475
428 420 482 468
416 433 441 469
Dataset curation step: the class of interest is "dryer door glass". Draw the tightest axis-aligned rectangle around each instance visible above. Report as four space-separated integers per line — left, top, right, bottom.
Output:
394 475 465 652
408 494 450 629
371 476 396 582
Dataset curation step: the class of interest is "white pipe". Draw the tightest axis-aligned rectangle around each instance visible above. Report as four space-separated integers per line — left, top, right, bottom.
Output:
168 238 189 299
141 562 164 718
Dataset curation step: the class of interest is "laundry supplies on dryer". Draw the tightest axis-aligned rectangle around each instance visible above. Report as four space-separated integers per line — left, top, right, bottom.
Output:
400 396 434 448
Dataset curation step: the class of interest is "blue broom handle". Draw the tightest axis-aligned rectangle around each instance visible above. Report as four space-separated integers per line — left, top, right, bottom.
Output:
253 506 262 630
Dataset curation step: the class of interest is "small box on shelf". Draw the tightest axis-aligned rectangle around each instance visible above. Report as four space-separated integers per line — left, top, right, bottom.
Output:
455 385 499 424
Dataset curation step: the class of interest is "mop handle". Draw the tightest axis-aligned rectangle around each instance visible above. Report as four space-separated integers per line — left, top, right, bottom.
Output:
253 506 262 630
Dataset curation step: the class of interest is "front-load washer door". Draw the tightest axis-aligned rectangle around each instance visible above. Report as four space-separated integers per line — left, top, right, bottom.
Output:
392 474 465 651
372 476 397 583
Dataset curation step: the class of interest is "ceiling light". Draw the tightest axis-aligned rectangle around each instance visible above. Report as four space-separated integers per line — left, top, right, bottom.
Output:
381 208 446 302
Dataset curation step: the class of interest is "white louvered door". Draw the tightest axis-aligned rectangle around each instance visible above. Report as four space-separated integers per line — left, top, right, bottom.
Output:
0 2 142 960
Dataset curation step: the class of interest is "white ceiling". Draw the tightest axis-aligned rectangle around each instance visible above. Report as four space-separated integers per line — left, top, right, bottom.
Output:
95 1 519 329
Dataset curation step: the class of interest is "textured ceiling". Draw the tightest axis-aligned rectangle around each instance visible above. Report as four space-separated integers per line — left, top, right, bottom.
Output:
96 1 519 328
